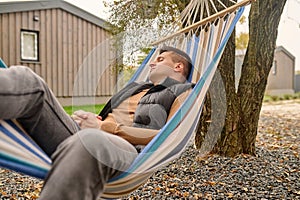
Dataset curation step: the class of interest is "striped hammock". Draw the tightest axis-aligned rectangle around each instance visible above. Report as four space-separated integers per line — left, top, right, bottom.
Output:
0 0 250 198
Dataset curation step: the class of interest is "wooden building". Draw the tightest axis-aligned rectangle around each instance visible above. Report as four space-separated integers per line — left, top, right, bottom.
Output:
0 0 118 105
295 74 300 93
235 46 295 96
265 46 295 95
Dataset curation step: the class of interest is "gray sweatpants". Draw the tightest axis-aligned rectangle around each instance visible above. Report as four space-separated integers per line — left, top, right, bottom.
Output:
0 66 138 199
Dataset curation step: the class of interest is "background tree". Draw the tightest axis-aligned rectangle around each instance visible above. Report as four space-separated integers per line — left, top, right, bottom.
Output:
105 0 288 156
104 0 189 33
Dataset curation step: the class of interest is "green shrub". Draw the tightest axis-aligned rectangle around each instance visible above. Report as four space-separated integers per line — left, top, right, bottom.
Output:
279 96 285 101
270 95 279 101
283 94 292 100
264 93 300 103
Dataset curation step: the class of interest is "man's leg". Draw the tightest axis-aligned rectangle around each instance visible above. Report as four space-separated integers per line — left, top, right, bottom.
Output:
39 129 138 200
0 66 79 156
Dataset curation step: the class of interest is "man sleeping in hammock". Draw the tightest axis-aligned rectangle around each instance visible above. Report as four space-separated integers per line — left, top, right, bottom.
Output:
0 46 193 200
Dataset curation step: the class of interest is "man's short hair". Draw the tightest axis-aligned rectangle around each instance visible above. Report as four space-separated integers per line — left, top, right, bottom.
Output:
159 46 193 79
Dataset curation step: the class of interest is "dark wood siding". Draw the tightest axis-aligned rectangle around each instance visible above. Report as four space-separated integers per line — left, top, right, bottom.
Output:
0 8 116 99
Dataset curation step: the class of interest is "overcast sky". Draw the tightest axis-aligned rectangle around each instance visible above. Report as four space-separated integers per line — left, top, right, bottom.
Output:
1 0 300 71
277 0 300 71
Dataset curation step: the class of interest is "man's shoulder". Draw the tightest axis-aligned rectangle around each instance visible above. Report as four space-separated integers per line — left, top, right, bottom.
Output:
169 82 193 96
173 81 194 88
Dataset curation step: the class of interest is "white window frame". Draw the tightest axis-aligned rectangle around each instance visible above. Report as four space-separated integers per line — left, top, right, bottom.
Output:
21 30 39 61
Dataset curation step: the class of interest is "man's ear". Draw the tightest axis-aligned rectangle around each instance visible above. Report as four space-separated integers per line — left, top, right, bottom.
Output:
174 62 184 73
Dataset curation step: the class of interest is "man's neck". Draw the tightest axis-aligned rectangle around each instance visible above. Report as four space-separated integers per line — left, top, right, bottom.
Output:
153 77 186 86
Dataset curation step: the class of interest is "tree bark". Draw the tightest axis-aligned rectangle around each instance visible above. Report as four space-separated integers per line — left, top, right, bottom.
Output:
195 0 287 156
238 0 287 154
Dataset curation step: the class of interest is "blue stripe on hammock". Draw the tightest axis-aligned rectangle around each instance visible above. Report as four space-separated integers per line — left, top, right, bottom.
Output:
186 38 192 56
5 120 51 162
0 58 8 68
0 152 48 179
191 35 200 65
186 35 200 82
206 25 214 67
0 121 51 165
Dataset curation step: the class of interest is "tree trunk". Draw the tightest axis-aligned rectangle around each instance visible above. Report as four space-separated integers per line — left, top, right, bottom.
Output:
195 0 287 156
238 0 287 154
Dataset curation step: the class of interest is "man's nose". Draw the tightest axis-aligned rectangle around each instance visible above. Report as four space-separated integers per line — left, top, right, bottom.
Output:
149 62 155 68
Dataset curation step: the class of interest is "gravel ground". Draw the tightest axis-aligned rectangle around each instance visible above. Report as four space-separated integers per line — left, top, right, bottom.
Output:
0 100 299 199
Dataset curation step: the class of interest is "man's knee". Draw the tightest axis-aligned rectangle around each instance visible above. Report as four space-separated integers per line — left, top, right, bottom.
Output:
76 129 138 171
7 66 47 92
52 129 116 171
54 129 112 159
0 66 46 119
77 129 116 156
10 65 37 78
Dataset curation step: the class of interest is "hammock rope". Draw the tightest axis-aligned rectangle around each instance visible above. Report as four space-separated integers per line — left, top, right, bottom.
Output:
0 0 252 198
152 0 251 46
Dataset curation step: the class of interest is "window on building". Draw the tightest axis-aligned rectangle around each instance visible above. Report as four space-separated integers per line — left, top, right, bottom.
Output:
272 60 277 75
21 30 39 61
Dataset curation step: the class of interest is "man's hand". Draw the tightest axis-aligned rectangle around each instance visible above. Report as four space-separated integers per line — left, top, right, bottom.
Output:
71 110 102 129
